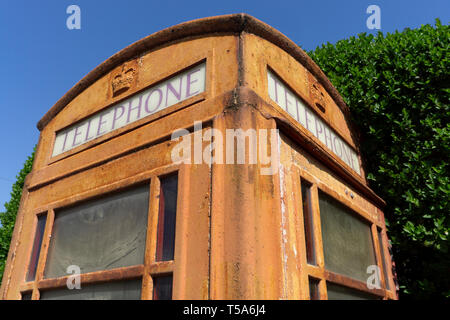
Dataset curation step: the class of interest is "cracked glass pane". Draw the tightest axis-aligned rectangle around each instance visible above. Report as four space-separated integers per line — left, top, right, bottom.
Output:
44 185 149 278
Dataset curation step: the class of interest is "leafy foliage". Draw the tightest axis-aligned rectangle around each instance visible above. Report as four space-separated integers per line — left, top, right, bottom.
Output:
0 150 35 285
308 19 449 299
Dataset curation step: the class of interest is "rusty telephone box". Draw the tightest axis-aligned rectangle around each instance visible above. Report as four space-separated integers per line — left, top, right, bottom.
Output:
1 14 397 300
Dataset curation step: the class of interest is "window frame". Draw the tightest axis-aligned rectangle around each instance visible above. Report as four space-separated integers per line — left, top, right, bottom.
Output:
294 167 396 300
20 163 183 300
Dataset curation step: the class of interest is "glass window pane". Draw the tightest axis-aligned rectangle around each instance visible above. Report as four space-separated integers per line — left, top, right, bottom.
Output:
45 185 149 278
27 214 47 281
153 275 173 300
327 282 378 300
21 292 32 300
378 228 390 290
40 279 142 300
301 180 316 265
309 278 320 300
156 174 178 262
319 191 376 282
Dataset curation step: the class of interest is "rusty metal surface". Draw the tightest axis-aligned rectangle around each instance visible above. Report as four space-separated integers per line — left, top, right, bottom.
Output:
1 14 395 300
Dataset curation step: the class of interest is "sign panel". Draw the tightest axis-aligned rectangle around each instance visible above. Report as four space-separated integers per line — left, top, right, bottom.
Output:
267 70 361 175
52 63 206 157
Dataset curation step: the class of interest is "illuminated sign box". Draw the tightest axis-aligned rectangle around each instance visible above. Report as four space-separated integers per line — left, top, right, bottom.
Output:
267 70 361 175
52 63 206 156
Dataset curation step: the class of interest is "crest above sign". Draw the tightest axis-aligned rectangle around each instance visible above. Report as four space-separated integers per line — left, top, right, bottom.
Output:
111 62 137 97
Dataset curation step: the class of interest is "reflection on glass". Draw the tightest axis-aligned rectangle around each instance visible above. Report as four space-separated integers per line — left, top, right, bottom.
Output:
156 174 178 262
40 279 142 300
327 282 378 300
45 185 149 278
319 191 376 282
27 214 47 281
301 180 316 265
153 275 173 300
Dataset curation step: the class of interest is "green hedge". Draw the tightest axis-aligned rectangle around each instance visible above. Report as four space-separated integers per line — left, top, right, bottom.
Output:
308 19 449 299
0 150 34 285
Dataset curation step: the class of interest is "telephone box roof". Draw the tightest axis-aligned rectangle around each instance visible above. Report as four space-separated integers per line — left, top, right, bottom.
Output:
38 13 351 131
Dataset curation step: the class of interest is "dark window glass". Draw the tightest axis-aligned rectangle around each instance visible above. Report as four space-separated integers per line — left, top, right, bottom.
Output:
301 180 316 265
40 279 142 300
319 191 376 282
45 185 149 278
378 228 390 290
153 275 173 300
156 174 178 261
27 214 47 281
309 278 320 300
21 292 32 300
326 282 378 300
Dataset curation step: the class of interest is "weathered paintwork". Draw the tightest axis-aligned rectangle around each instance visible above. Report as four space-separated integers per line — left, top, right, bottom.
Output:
1 13 397 300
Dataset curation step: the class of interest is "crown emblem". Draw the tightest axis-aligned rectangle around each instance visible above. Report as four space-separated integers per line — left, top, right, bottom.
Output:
112 64 136 96
310 78 327 113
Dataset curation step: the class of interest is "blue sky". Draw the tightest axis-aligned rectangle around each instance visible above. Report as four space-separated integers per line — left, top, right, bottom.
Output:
0 0 448 212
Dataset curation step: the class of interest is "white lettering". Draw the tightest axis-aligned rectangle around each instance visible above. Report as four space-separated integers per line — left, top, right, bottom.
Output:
52 63 206 157
267 70 361 175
